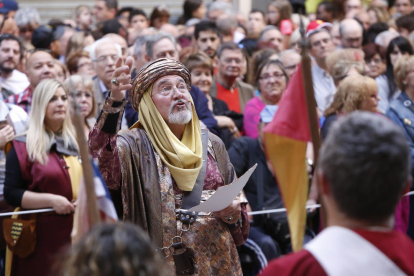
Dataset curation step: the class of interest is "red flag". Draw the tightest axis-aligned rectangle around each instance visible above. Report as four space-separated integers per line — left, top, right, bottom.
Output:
263 63 310 251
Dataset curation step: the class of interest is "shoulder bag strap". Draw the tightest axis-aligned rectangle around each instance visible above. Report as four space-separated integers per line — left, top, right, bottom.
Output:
180 128 209 210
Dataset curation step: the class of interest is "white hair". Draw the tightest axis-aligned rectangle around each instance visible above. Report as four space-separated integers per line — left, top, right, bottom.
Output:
85 38 122 61
15 7 41 27
375 30 399 48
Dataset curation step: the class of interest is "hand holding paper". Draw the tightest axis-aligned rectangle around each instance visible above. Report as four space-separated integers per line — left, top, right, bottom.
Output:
188 164 257 213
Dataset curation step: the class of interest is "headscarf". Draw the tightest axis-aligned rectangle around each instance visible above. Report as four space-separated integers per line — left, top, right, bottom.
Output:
129 58 202 191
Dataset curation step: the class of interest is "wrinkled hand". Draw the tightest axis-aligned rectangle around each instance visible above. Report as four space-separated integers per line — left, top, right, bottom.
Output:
213 200 241 224
109 56 133 102
0 125 14 150
51 195 75 215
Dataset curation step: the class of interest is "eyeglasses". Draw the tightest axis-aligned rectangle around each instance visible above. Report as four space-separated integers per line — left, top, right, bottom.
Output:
93 54 119 64
259 72 285 81
221 58 242 65
366 58 383 65
77 61 93 69
284 64 298 71
19 25 35 33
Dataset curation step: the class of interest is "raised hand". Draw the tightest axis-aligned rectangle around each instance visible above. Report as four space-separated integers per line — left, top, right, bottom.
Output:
109 56 134 102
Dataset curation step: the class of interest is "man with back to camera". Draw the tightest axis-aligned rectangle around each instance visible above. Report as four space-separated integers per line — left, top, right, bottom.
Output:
261 112 414 275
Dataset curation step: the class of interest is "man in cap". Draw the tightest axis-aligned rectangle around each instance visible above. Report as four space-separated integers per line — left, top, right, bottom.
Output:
89 57 249 275
31 25 74 61
307 20 336 113
261 112 414 276
0 0 18 18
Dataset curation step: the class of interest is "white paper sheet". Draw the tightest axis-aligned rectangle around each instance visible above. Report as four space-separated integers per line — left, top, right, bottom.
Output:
188 164 257 212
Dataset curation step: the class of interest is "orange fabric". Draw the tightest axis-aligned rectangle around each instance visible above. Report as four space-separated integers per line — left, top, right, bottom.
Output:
264 135 308 252
216 81 241 113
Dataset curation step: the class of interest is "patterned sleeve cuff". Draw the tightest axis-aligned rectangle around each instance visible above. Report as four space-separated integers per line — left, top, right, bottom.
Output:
96 96 128 134
103 96 128 113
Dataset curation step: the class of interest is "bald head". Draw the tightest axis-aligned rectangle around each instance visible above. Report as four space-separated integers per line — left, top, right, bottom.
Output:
159 23 180 39
340 19 363 49
26 51 56 90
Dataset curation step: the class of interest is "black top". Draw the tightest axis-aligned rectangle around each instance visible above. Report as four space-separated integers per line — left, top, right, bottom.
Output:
4 146 27 206
212 97 243 149
228 137 285 220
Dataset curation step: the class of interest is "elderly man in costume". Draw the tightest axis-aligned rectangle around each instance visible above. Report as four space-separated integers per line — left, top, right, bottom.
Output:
89 57 249 275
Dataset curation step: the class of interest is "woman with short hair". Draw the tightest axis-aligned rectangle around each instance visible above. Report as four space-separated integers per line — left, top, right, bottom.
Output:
322 74 379 139
387 55 414 238
244 59 288 139
63 75 97 138
185 51 242 148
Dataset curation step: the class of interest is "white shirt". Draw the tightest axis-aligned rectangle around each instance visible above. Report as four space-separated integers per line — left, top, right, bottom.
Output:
311 63 336 113
1 69 30 94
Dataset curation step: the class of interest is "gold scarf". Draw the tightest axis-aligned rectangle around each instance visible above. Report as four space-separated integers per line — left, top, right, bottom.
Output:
137 87 203 191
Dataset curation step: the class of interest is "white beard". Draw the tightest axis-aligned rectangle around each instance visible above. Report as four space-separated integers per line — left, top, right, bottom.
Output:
168 100 192 125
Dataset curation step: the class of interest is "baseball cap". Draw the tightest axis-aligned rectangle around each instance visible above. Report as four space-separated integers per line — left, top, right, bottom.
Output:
306 20 333 37
0 0 18 15
260 105 279 124
31 25 54 49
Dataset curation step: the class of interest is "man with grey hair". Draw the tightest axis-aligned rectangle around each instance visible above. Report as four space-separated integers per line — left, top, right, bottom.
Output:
307 20 336 112
125 32 219 134
262 112 414 275
208 1 233 20
90 38 122 112
340 18 363 49
216 14 239 43
279 49 301 78
14 7 40 47
259 26 285 52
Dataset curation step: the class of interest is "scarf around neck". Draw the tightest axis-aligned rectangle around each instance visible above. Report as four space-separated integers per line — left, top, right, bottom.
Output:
138 87 203 191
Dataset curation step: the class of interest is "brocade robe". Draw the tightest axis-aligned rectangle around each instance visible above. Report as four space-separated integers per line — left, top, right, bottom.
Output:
89 98 249 275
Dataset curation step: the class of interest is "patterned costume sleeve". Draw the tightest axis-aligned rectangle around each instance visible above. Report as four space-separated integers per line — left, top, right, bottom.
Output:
88 97 127 189
230 203 249 246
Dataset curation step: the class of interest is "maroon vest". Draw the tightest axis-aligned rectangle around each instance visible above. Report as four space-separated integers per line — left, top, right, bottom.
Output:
11 140 73 276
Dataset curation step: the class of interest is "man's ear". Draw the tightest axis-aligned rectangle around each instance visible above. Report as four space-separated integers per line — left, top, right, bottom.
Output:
144 54 151 62
316 170 330 197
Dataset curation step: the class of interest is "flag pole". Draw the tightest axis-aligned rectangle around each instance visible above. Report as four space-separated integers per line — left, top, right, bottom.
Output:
68 83 101 226
298 15 321 164
298 15 326 229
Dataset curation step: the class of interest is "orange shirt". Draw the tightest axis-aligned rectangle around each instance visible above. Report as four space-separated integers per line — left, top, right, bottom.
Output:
216 81 241 113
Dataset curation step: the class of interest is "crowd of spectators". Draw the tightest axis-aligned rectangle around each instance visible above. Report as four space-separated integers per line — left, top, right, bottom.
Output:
0 0 413 275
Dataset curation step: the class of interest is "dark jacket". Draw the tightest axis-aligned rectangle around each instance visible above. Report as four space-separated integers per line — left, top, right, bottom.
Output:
210 79 255 113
